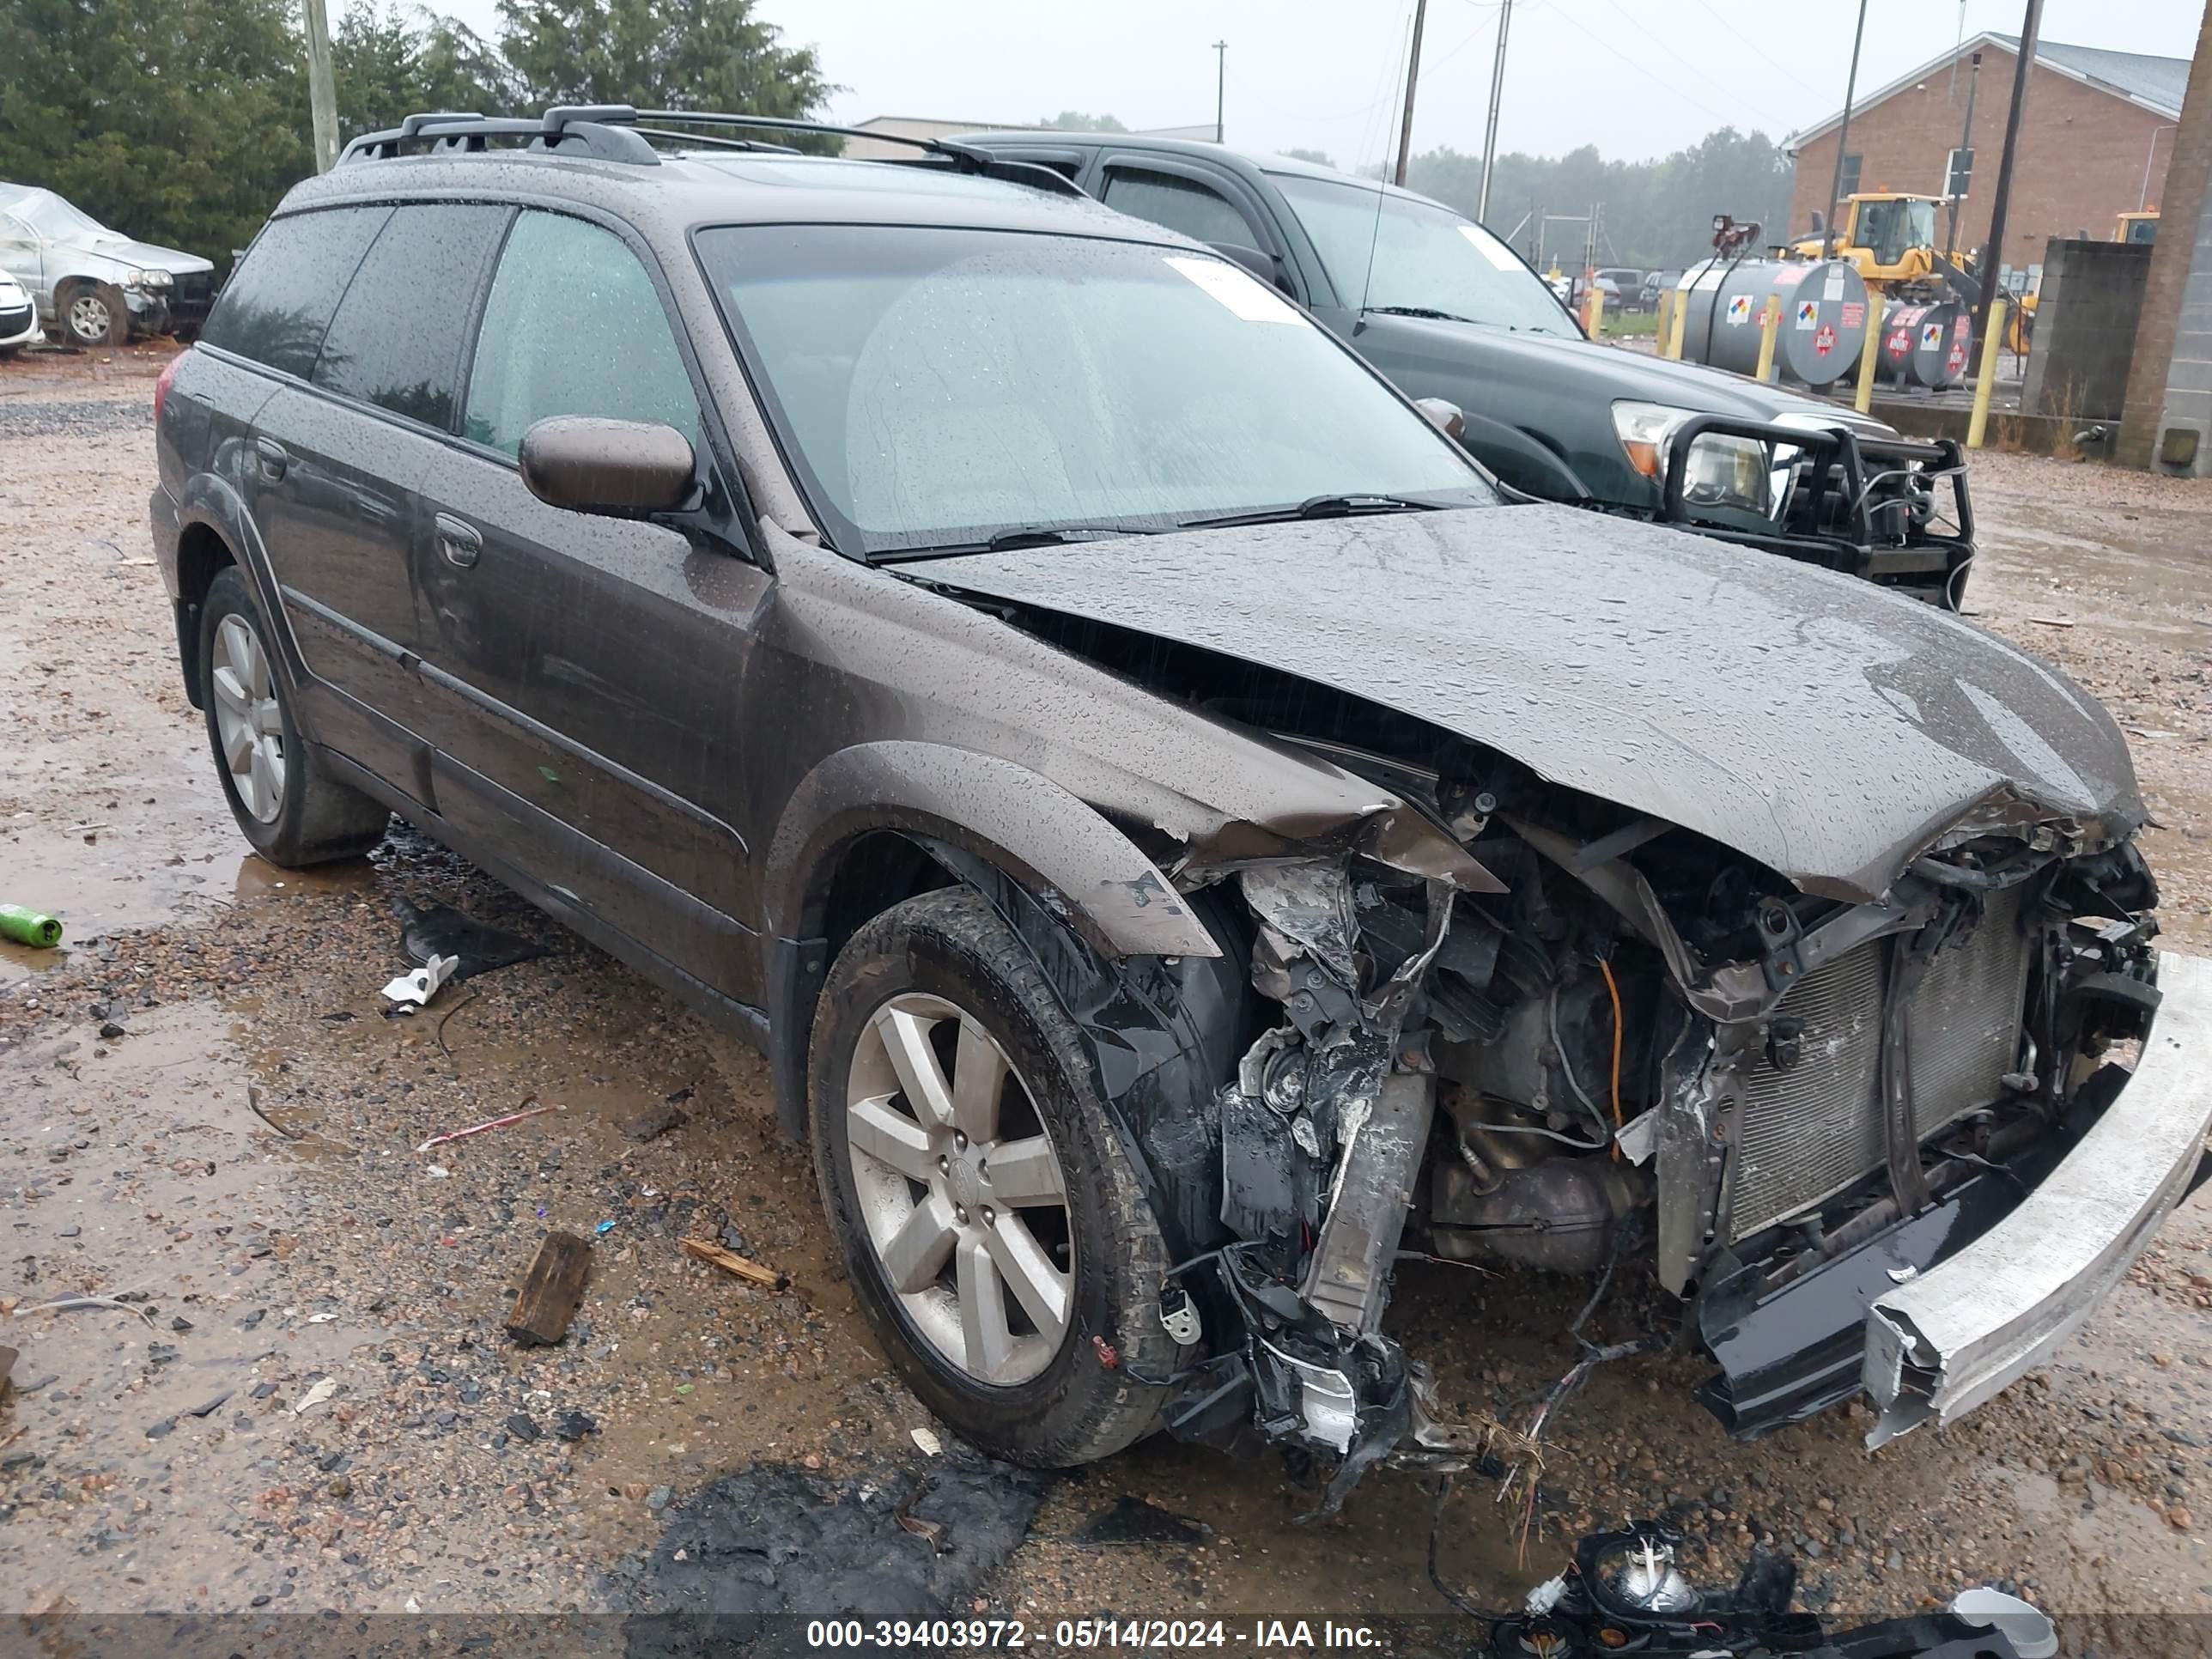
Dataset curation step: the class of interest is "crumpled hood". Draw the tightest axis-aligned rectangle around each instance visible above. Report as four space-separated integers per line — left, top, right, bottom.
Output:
67 234 213 276
921 505 2143 901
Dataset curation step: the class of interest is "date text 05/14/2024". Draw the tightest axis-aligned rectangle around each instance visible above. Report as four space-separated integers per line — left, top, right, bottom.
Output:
803 1618 1382 1650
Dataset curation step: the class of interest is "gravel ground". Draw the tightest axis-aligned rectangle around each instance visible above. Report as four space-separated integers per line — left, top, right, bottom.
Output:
8 344 2212 1645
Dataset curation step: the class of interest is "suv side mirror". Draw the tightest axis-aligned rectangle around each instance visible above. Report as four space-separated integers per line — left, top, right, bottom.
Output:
520 416 696 517
1206 240 1295 298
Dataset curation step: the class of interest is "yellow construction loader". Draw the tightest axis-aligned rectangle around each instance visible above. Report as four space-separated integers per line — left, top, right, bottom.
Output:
1787 192 1978 304
2117 210 2160 245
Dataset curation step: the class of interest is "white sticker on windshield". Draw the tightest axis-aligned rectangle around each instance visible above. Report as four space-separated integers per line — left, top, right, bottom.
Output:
1164 255 1305 324
1456 223 1521 272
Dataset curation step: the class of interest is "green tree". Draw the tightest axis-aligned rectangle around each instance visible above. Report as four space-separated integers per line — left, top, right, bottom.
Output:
0 0 310 264
498 0 830 120
334 2 512 137
1037 112 1127 132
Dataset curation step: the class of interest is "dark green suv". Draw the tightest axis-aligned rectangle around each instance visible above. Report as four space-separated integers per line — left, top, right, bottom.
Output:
962 132 1975 607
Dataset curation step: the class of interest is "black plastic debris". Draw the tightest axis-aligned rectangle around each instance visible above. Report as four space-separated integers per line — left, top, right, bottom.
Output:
393 896 548 985
1076 1494 1212 1547
619 1456 1046 1656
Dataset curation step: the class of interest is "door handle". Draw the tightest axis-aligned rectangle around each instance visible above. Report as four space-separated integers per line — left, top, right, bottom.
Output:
434 512 483 569
254 437 289 481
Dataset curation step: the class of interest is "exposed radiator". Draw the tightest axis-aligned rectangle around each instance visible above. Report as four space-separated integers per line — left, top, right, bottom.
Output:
1728 890 2030 1241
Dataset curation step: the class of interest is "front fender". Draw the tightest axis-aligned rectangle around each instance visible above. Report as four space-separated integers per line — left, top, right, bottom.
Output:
764 740 1220 962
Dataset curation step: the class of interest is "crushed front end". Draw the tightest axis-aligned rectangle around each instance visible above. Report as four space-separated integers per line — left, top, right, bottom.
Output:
1152 763 2198 1492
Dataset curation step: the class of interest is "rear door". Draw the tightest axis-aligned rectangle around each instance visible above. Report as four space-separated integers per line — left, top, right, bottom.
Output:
1091 156 1305 301
225 203 511 794
414 206 766 997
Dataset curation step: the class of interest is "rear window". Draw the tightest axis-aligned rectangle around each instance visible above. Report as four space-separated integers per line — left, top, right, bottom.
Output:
201 207 390 380
313 204 511 429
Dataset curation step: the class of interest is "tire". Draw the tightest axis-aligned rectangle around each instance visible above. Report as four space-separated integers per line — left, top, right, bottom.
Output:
810 886 1187 1467
60 281 128 349
198 566 388 866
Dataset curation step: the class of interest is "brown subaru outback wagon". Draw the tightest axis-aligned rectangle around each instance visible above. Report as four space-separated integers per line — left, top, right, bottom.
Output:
152 107 2203 1502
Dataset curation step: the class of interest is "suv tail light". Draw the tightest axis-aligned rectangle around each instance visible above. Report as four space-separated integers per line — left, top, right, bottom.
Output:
154 350 184 425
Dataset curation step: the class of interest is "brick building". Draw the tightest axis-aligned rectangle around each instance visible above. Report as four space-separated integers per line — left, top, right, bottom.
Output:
1787 33 2186 276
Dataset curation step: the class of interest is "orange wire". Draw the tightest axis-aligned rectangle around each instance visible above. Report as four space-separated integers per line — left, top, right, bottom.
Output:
1598 956 1626 1161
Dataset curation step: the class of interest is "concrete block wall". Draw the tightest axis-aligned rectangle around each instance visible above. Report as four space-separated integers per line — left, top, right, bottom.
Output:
2024 238 2153 420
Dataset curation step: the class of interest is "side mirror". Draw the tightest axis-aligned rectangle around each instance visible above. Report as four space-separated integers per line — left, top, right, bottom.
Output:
1413 397 1466 441
520 416 695 517
1206 240 1295 298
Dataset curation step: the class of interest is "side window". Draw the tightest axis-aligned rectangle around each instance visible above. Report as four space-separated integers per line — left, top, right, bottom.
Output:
1100 167 1259 250
200 207 391 379
462 210 699 456
313 204 510 429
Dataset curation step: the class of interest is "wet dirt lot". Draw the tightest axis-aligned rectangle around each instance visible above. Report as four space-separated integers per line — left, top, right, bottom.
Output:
7 346 2212 1650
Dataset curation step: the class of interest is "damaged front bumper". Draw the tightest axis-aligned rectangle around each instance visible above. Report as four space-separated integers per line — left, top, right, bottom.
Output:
1864 951 2212 1447
1701 951 2212 1446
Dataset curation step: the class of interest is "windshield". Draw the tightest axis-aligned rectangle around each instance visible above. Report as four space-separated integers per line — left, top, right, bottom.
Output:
698 224 1491 556
9 191 111 240
1267 173 1574 334
1857 198 1936 265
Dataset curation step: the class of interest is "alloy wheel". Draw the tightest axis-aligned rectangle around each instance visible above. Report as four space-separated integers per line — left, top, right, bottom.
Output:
842 991 1073 1385
210 612 286 823
68 293 112 344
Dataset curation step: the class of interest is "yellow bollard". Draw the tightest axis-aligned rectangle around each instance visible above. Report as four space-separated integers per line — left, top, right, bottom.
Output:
1966 298 2008 450
1753 294 1782 383
1855 299 1881 414
1665 286 1689 360
1656 289 1676 357
1586 285 1606 338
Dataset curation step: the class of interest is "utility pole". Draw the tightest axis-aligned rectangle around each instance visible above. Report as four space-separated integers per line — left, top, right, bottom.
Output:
1394 0 1428 187
303 0 339 173
1476 0 1513 222
1213 40 1228 143
1945 49 1983 256
1820 0 1869 258
1972 0 2044 352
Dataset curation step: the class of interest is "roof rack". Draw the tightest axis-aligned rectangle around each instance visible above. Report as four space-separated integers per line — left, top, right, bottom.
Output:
337 105 1083 197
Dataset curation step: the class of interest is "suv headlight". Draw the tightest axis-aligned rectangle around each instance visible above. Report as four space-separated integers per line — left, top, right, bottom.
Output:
1612 399 1770 514
123 267 172 289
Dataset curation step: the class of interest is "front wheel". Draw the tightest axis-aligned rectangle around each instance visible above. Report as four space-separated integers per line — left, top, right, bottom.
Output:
61 281 127 349
810 886 1188 1466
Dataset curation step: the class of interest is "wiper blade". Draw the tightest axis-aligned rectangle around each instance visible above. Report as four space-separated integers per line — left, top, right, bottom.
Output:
1178 494 1444 531
874 522 1164 562
1365 304 1481 325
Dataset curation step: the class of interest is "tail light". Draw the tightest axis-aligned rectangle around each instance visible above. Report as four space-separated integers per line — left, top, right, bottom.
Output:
153 350 184 425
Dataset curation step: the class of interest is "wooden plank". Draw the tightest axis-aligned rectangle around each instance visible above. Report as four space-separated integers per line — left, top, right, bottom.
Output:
0 1342 17 1396
681 1237 788 1291
504 1231 591 1346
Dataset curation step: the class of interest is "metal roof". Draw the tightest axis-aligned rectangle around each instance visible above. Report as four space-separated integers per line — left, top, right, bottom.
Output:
1790 32 2187 149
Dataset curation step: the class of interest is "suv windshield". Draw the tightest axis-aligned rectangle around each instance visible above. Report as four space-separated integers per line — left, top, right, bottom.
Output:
697 224 1491 556
1268 173 1574 336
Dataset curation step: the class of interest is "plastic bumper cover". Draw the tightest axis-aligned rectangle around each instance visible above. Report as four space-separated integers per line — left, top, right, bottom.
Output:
1863 950 2212 1448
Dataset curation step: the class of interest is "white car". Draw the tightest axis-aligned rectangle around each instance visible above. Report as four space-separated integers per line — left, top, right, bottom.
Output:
0 185 214 348
0 270 35 356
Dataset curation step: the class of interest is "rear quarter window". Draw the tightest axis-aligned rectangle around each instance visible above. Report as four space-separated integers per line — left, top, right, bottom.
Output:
200 207 390 380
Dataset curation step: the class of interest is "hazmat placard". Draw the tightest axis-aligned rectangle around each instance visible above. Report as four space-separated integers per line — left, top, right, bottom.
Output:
1814 324 1837 358
1921 322 1944 351
1796 300 1819 331
1726 294 1753 325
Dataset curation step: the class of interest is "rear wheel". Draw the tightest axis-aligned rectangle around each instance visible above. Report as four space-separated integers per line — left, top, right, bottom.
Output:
60 281 127 349
198 566 388 865
810 886 1187 1466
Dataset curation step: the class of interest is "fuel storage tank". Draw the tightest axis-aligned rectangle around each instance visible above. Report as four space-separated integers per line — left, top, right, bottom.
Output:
1676 258 1870 387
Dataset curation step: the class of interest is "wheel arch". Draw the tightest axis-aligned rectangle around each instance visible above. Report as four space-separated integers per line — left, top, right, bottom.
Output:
173 520 237 709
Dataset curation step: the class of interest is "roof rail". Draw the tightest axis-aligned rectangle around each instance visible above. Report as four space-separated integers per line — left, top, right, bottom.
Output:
336 105 1083 196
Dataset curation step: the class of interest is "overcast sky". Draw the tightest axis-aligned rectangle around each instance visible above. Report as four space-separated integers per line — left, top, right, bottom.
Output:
435 0 2202 169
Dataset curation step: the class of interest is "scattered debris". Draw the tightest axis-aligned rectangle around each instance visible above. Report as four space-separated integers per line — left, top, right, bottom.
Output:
619 1096 691 1143
244 1084 304 1140
394 896 548 983
381 953 459 1009
434 989 478 1059
183 1389 233 1419
415 1095 557 1153
505 1231 592 1347
1077 1494 1212 1547
506 1413 543 1443
292 1377 337 1415
594 1219 617 1237
680 1236 788 1291
909 1427 941 1457
0 1343 15 1396
22 1294 155 1326
552 1408 597 1442
892 1501 943 1548
0 903 63 949
2027 616 2077 629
